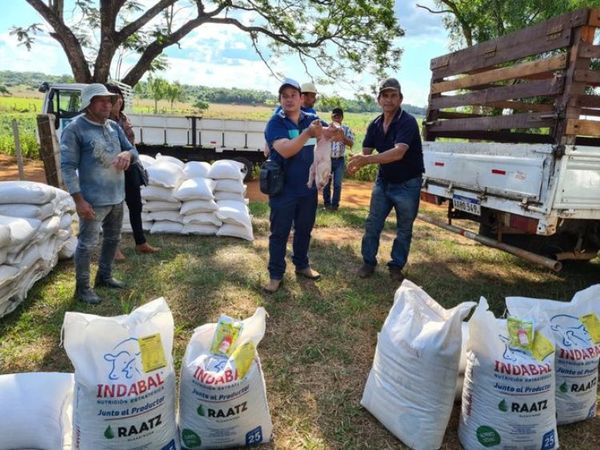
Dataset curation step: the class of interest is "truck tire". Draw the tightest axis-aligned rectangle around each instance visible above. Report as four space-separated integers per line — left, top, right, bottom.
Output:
234 157 254 181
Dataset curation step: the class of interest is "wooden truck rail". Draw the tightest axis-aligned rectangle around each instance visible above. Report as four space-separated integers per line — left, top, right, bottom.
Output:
423 8 600 147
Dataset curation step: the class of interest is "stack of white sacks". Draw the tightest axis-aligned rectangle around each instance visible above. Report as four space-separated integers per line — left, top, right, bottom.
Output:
0 181 76 318
124 154 253 240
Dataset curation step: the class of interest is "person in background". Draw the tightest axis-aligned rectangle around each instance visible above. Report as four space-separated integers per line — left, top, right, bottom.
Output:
300 82 318 114
347 78 424 282
262 78 325 293
323 107 354 211
61 84 138 304
104 83 159 260
265 82 320 158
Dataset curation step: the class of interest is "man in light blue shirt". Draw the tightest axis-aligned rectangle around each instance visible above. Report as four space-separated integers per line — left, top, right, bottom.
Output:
61 83 139 304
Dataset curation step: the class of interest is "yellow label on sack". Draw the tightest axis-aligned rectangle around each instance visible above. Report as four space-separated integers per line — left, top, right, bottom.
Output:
231 342 256 379
531 331 554 362
580 313 600 344
138 333 167 373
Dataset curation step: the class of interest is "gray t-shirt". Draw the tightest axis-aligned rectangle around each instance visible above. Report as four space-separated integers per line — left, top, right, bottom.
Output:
60 114 138 206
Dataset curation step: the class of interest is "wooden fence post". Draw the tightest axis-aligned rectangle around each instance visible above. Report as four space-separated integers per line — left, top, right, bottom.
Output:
36 114 63 188
11 119 25 180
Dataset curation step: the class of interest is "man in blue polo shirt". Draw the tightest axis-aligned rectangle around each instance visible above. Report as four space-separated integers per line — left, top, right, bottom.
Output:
262 78 324 293
347 78 424 282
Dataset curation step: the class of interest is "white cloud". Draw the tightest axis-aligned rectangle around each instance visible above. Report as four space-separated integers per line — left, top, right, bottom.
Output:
162 56 279 92
0 32 71 76
0 2 451 107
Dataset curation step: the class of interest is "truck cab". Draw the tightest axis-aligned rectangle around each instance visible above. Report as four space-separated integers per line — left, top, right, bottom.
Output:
39 82 87 137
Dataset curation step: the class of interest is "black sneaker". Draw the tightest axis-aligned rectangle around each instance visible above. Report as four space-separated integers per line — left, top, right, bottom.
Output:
388 266 405 282
357 264 375 278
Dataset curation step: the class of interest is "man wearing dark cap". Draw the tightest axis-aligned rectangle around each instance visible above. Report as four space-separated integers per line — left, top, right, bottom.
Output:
262 78 324 293
347 78 424 282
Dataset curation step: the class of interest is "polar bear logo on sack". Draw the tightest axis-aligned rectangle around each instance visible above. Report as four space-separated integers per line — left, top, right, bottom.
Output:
103 338 142 381
550 314 590 347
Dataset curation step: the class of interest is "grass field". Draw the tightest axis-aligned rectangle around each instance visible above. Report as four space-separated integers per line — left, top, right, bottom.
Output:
0 88 379 179
0 200 598 449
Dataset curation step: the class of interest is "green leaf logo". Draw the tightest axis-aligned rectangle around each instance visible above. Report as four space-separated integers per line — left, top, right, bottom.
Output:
476 425 501 447
197 404 205 416
560 382 568 393
104 426 115 439
498 399 507 412
181 429 202 448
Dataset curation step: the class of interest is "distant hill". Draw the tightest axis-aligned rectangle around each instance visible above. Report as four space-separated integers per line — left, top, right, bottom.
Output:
0 70 74 89
0 70 426 115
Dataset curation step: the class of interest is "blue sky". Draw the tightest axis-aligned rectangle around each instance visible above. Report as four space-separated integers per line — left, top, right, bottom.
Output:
0 1 450 107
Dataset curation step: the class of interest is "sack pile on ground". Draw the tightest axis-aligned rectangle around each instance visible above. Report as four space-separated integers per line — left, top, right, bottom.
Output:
0 181 76 318
506 284 600 425
1 300 273 449
122 155 253 240
363 282 599 450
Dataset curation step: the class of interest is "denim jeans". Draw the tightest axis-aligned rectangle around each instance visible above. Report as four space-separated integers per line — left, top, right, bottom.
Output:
75 203 123 287
361 176 421 269
268 192 317 280
323 158 345 208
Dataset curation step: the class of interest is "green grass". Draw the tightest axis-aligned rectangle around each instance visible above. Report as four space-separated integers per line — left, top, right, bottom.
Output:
1 200 598 449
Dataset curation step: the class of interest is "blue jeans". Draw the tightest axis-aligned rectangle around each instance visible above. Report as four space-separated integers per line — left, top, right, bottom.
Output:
268 192 317 280
323 158 345 208
75 203 123 286
361 177 421 269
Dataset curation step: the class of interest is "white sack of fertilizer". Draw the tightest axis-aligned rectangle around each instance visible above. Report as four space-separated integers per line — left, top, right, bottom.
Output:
178 307 272 449
63 298 179 450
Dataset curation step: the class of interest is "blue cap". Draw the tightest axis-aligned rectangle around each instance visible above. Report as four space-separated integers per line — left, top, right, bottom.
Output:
278 77 301 94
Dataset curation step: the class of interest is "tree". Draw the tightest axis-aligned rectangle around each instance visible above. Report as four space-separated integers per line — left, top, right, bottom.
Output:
0 85 10 95
165 81 183 110
147 76 169 113
13 1 403 87
418 0 600 49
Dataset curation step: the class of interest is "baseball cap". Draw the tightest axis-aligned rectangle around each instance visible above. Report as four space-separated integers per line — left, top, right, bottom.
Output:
279 78 301 94
301 82 317 94
378 78 401 96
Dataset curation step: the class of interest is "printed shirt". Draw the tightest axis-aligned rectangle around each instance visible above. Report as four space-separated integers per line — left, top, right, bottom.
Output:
117 112 135 145
60 114 138 207
264 109 319 205
330 124 354 159
362 108 424 184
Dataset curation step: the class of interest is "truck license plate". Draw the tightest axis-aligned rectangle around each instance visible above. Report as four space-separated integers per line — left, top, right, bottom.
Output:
453 195 481 216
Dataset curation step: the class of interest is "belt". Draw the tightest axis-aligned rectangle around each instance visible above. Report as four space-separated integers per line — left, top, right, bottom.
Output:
331 156 344 160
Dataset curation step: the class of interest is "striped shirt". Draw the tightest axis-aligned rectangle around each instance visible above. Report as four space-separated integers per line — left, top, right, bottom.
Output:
330 124 354 158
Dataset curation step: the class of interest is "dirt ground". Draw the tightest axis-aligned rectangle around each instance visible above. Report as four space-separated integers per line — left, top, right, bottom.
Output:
0 154 375 208
0 154 46 183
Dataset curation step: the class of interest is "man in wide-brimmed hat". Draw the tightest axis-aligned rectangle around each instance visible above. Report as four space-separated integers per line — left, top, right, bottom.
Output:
60 83 139 304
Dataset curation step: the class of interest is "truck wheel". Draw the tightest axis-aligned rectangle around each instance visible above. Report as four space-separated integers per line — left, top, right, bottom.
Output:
234 157 254 181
